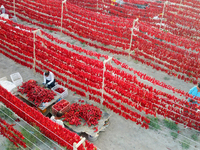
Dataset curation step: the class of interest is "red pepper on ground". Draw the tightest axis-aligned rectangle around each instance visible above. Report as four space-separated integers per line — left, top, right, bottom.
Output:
62 103 102 126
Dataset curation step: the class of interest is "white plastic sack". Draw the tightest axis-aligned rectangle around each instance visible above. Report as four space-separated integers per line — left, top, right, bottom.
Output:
0 13 9 19
0 81 16 92
0 14 9 23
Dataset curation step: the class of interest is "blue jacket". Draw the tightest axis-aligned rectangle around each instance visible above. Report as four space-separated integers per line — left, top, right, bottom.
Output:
188 86 200 105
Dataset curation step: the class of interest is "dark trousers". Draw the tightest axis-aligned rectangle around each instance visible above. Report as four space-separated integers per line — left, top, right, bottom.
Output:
46 79 55 89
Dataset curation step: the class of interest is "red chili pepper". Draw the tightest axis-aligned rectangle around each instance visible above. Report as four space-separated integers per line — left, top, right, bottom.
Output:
62 103 102 126
93 126 98 132
18 80 56 107
55 88 65 93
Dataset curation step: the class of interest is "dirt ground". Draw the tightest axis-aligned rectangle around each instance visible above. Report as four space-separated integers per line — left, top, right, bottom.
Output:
0 18 200 150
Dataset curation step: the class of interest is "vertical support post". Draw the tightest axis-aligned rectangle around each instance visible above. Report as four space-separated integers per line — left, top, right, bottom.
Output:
97 0 99 12
101 0 105 8
61 0 66 36
32 29 40 74
38 30 46 48
33 32 36 74
73 143 76 150
101 57 112 105
13 0 16 16
160 1 168 30
127 18 138 61
178 0 182 13
73 137 86 150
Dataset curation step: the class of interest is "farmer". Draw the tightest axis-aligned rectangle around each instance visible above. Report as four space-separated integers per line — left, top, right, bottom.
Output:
188 83 200 105
43 70 55 89
50 111 64 127
0 5 17 23
0 5 5 14
0 5 11 15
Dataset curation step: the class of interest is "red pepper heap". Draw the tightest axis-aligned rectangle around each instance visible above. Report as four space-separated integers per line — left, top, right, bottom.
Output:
18 80 56 106
55 87 65 93
62 103 102 126
53 100 69 111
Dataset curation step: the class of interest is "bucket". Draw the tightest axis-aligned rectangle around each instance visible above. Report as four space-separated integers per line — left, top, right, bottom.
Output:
88 134 98 142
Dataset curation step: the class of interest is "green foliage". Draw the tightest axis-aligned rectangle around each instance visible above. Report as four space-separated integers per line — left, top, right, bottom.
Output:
181 140 190 149
5 139 22 150
163 29 168 33
34 125 47 142
49 24 54 27
82 42 86 47
49 30 53 33
164 119 179 131
117 57 120 60
191 134 198 141
190 79 193 83
20 124 47 148
134 60 139 64
147 117 160 130
21 127 36 148
0 105 16 122
71 41 75 45
102 105 107 112
170 132 178 139
66 122 70 126
164 77 170 80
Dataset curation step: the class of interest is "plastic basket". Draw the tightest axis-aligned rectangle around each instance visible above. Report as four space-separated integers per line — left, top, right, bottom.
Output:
52 99 70 115
0 76 7 81
52 84 68 99
10 72 23 87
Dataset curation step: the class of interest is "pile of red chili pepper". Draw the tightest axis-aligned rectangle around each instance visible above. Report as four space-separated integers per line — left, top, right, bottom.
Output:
62 103 102 126
53 100 70 112
55 87 65 93
18 80 56 106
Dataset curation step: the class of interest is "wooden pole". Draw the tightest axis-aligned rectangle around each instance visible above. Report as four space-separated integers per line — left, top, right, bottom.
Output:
32 32 36 74
178 0 182 14
32 29 40 74
160 1 168 30
38 30 47 48
97 0 99 12
60 0 66 36
13 0 15 16
101 57 112 105
127 18 138 61
73 137 86 150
